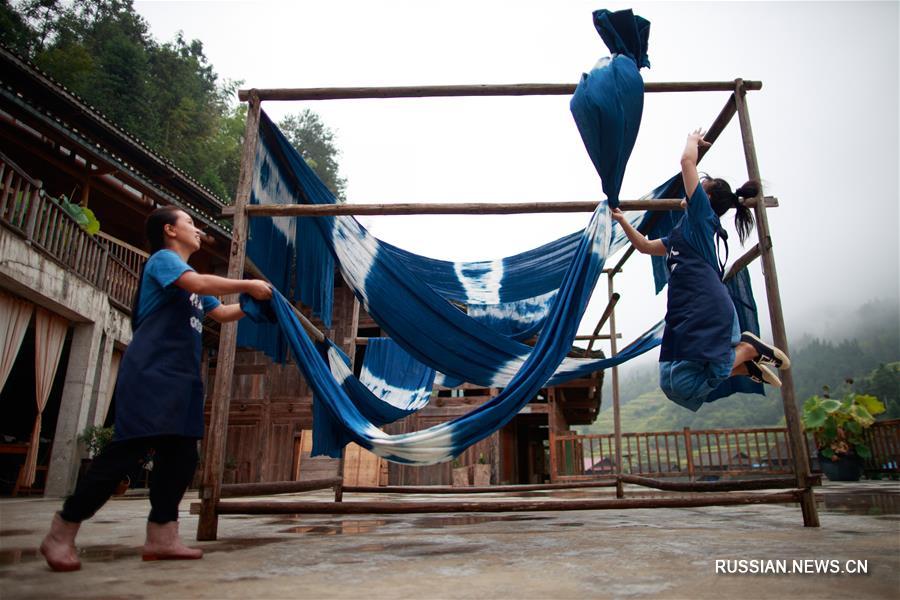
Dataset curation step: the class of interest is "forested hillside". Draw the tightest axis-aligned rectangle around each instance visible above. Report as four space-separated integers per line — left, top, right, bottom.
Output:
585 298 899 433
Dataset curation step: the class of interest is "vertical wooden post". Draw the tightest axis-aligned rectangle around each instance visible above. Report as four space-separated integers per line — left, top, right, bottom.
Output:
24 181 41 242
547 387 559 483
683 427 695 481
608 271 624 498
733 79 819 527
197 92 262 541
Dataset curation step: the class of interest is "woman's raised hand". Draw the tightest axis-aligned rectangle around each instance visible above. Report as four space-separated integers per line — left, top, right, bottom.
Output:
688 128 711 148
611 208 627 224
246 280 273 300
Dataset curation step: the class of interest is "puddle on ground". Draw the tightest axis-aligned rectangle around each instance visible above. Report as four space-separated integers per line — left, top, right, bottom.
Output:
0 529 33 537
278 519 387 536
0 544 135 566
201 536 288 554
816 492 900 516
413 515 549 528
345 541 486 556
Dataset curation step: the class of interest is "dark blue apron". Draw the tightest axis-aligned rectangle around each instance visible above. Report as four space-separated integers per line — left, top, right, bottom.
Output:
659 225 734 364
113 288 205 440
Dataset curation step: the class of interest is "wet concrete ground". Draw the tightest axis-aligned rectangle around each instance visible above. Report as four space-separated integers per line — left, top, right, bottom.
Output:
1 480 898 599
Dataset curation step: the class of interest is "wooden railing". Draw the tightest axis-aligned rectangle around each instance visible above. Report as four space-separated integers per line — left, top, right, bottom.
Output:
863 419 900 474
555 427 806 481
555 420 900 481
0 153 145 312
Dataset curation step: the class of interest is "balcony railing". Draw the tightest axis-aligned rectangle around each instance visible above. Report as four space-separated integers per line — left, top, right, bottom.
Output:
0 153 145 313
554 420 900 481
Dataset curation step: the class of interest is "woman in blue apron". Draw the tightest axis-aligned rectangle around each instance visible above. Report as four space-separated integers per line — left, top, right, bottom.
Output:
613 129 790 411
41 206 271 571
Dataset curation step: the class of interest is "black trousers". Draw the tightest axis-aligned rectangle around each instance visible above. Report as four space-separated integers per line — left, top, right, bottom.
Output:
61 435 198 524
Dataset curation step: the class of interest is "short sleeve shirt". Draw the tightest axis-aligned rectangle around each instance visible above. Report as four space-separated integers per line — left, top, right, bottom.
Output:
136 250 220 328
661 184 722 273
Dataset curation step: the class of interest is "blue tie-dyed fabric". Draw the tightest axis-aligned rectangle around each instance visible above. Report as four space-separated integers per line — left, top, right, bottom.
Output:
245 189 625 463
570 9 650 209
312 338 436 457
254 112 662 387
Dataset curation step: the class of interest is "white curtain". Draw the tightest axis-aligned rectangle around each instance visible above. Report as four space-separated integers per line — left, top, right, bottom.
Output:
22 308 68 486
0 291 33 393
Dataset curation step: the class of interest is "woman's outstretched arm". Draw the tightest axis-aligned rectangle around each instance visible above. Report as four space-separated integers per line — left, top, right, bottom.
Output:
680 128 710 199
611 209 666 256
174 271 272 299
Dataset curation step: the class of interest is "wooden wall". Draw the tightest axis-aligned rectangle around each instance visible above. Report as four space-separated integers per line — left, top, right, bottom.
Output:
203 280 358 484
384 390 500 486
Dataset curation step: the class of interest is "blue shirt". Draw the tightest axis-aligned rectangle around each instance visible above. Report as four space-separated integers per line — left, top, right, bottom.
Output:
136 250 220 328
661 184 723 272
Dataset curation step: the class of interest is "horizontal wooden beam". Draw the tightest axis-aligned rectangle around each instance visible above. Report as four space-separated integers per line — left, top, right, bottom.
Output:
221 197 778 218
209 489 801 514
619 474 820 492
237 81 762 102
219 478 342 498
344 480 618 495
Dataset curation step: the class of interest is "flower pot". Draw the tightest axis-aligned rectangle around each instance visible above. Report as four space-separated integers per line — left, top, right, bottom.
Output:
818 452 864 482
452 467 470 487
113 475 131 496
472 464 491 486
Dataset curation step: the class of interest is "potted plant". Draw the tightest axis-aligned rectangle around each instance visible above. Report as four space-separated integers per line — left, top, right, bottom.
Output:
472 452 491 486
224 456 238 484
77 425 130 494
451 458 470 487
78 425 114 459
801 385 886 482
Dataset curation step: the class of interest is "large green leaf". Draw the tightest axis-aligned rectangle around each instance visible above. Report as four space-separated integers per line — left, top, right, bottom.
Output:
855 394 886 417
802 407 827 430
821 398 842 413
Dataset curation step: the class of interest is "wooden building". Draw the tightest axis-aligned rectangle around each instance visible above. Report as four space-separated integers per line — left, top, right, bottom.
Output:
0 45 232 496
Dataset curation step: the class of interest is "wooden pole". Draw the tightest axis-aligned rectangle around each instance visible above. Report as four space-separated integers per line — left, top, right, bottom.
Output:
196 92 262 541
723 244 761 282
342 480 617 494
608 272 624 499
237 81 762 102
211 490 802 515
585 293 619 356
733 79 819 527
221 197 776 218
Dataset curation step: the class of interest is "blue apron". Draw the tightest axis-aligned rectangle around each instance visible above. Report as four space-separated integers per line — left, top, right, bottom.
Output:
113 288 206 440
659 225 735 364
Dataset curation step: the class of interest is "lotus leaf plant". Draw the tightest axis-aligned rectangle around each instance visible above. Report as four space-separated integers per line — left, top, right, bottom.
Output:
802 390 885 462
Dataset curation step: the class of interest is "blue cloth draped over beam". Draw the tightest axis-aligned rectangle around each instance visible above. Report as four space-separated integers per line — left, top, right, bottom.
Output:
244 192 631 464
570 9 650 209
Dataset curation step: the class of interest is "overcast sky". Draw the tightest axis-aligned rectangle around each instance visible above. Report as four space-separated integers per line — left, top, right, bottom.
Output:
135 1 899 363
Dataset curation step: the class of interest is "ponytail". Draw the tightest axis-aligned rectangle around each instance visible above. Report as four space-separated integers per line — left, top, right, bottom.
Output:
704 176 760 245
732 181 759 245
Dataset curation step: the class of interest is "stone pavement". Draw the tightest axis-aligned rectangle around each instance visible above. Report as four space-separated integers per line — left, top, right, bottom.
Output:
1 481 898 599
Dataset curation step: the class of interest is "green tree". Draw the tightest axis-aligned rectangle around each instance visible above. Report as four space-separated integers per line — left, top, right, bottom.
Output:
3 0 346 204
279 109 347 201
